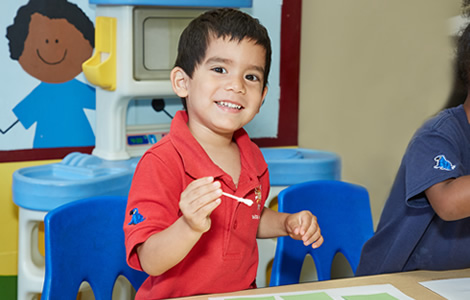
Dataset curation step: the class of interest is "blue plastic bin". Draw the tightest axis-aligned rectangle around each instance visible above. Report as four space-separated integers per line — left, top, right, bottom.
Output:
13 152 139 211
261 148 341 186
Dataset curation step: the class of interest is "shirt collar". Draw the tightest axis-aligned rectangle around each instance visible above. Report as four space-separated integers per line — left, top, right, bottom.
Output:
169 110 268 185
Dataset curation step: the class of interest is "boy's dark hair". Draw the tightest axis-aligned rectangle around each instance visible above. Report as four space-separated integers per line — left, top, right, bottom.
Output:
6 0 94 60
175 8 272 108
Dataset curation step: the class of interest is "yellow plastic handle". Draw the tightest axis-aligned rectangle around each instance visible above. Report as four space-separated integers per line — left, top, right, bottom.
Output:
82 16 117 91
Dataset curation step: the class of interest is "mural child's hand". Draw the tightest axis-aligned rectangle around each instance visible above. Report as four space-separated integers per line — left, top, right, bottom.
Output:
285 211 323 249
179 176 222 234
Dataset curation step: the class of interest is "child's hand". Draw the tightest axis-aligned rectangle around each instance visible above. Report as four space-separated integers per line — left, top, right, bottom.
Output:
285 211 323 248
179 176 222 234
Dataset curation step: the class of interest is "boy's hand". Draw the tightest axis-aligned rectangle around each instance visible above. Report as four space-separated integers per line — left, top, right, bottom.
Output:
179 176 222 234
285 211 323 248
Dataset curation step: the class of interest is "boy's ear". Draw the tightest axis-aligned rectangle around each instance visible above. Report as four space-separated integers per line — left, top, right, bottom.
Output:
258 86 268 111
262 86 268 102
170 67 189 98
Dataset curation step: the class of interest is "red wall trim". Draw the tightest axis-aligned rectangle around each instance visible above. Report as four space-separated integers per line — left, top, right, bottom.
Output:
0 146 93 163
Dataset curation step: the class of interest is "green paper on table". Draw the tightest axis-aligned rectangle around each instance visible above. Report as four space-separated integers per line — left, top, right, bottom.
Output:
342 293 399 300
280 292 333 300
226 297 275 300
226 292 333 300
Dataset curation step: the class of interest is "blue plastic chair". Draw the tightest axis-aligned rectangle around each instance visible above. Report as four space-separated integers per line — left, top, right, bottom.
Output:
269 180 374 286
41 196 148 300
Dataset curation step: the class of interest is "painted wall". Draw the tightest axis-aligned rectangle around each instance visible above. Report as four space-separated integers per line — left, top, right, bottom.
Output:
298 0 462 227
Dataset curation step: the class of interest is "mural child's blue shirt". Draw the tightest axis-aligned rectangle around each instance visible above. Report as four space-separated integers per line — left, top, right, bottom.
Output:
13 79 95 148
356 105 470 275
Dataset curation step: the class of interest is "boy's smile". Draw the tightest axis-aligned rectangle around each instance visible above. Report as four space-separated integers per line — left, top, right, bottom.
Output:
215 101 243 110
172 36 268 140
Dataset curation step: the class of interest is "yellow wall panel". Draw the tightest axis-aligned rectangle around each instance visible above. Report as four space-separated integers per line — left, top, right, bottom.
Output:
0 159 59 275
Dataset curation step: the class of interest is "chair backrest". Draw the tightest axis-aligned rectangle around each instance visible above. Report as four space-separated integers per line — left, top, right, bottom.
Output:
41 195 148 300
269 180 374 286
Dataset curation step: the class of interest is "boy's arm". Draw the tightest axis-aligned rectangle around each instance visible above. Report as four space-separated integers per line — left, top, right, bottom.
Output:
425 175 470 221
137 217 204 276
256 207 289 238
257 207 323 248
137 177 222 276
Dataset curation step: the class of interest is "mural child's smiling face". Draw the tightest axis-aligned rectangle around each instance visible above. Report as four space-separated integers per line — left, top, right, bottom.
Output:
18 12 93 83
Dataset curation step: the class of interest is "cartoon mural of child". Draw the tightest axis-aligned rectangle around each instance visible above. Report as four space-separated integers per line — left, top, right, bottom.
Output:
1 0 95 148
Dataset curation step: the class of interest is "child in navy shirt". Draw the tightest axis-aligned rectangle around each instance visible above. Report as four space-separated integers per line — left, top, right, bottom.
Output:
357 20 470 275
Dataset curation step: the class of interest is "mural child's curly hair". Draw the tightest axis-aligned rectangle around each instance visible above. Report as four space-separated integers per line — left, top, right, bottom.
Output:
6 0 94 60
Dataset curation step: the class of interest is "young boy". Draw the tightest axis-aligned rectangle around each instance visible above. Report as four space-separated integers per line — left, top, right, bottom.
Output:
356 20 470 276
124 8 323 299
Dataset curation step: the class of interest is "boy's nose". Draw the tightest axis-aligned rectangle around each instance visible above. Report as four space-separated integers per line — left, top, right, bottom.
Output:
225 76 246 94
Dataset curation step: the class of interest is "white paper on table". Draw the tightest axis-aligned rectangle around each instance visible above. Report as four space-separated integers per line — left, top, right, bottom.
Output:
420 277 470 300
209 283 415 300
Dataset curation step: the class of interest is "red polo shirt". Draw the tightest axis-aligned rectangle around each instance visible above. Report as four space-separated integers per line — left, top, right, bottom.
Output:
124 111 269 300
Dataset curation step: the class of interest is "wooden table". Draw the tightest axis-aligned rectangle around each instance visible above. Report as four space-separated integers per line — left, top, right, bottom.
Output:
174 268 470 299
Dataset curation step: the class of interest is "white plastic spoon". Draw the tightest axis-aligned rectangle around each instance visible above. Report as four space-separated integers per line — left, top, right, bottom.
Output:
222 192 254 207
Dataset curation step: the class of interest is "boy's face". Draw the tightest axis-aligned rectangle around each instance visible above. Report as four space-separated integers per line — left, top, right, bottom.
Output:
172 36 268 137
18 13 93 83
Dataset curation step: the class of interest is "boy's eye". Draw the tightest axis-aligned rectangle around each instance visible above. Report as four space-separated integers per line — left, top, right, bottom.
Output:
245 74 260 81
212 67 227 74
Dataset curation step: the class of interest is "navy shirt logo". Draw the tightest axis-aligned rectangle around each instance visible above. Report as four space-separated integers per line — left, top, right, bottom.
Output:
433 155 456 171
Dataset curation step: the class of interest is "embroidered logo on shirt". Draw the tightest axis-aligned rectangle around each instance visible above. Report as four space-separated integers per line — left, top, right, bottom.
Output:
254 186 262 210
433 155 456 171
128 208 146 225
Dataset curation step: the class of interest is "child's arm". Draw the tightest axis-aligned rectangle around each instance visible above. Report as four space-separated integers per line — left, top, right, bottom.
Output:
136 177 222 276
257 207 323 248
425 175 470 221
